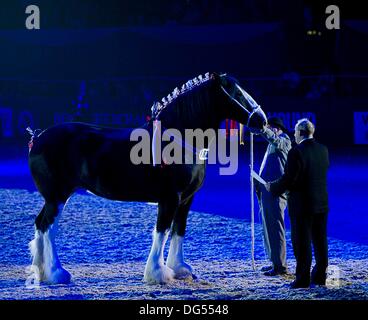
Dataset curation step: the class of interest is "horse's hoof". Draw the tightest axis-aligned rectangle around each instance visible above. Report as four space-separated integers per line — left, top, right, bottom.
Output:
45 267 71 285
169 263 193 280
143 264 175 285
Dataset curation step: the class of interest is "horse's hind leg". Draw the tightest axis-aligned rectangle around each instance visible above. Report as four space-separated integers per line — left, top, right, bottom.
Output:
167 195 194 279
29 201 71 284
144 194 179 284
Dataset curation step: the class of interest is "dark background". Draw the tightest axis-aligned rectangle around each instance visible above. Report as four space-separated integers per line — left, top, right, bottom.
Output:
0 1 367 245
0 0 367 148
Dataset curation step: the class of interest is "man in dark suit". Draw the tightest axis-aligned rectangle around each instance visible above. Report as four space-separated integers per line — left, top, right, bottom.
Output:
265 118 329 289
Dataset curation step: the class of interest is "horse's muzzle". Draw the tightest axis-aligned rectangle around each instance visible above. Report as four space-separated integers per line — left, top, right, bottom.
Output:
247 107 267 133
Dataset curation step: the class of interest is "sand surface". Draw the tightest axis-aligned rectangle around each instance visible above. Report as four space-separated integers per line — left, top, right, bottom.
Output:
0 189 367 300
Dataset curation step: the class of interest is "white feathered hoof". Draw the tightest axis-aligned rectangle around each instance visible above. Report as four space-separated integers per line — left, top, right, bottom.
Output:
44 267 71 285
168 262 194 280
143 263 175 285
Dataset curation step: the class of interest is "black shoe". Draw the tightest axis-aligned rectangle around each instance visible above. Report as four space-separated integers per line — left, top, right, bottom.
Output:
260 265 273 272
264 268 288 276
311 269 327 286
290 280 310 289
311 266 327 286
311 278 326 286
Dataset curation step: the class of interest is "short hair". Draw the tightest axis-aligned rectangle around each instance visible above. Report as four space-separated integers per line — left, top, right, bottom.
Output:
296 118 315 137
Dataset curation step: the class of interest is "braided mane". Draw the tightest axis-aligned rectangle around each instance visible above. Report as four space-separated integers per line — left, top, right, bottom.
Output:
151 72 215 120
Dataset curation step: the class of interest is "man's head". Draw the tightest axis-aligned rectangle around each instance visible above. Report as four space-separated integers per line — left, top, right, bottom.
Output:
294 118 315 144
267 117 287 136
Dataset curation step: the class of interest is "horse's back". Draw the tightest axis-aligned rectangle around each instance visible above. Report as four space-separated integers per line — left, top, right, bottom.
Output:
31 122 134 147
28 123 140 196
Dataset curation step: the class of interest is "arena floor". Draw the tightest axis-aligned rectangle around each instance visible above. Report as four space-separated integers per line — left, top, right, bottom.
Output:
0 145 367 300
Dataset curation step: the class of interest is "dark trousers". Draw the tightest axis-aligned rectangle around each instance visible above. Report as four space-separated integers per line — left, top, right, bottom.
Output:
259 191 287 271
289 212 328 284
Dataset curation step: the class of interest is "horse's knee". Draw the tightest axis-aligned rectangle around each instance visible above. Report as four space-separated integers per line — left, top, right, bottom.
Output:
35 203 61 233
35 206 47 233
156 195 180 232
171 196 193 236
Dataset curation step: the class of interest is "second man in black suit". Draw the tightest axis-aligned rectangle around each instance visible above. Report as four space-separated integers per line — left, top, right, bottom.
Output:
266 118 329 289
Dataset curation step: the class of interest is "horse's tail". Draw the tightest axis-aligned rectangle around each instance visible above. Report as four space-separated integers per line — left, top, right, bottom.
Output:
26 127 43 152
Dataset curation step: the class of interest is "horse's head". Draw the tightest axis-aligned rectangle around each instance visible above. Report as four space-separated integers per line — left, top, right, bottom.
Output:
214 73 267 133
150 72 267 132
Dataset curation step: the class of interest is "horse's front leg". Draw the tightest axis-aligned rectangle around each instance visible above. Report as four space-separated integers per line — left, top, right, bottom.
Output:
167 196 194 280
143 195 179 284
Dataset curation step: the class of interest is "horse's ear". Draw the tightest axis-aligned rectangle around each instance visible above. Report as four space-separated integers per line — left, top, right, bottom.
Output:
211 72 226 82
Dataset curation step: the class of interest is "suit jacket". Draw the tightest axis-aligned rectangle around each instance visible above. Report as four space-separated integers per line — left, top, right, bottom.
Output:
258 128 291 200
259 128 291 182
270 138 329 215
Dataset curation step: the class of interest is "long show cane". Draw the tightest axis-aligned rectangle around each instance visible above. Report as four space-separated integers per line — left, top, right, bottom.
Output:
250 132 256 271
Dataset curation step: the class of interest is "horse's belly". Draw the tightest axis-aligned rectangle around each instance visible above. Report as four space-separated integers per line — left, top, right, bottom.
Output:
87 187 160 203
80 146 201 203
82 163 162 202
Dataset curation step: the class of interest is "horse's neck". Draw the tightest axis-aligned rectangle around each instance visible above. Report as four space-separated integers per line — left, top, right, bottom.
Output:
156 84 222 131
159 110 220 131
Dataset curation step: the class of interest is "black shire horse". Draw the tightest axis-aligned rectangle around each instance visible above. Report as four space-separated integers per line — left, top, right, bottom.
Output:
28 72 267 285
